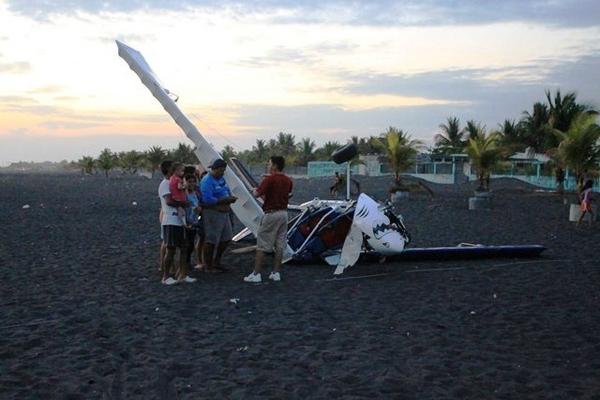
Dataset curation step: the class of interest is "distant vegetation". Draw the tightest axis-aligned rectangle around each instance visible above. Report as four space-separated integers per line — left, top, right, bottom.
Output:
3 90 599 191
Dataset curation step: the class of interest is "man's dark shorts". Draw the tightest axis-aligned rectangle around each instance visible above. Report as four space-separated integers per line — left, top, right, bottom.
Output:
203 209 233 244
162 225 185 248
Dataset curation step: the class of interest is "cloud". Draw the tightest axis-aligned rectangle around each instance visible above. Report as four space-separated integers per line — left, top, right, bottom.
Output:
225 52 600 145
54 96 80 102
40 120 107 130
236 41 359 69
0 96 63 116
0 61 30 74
543 54 600 106
6 0 600 27
341 51 600 110
0 95 37 104
0 93 166 123
236 46 320 68
0 96 61 115
98 33 158 45
28 85 64 94
343 67 535 102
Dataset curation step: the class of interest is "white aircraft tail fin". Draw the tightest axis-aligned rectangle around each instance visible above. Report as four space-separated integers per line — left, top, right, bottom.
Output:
116 40 263 236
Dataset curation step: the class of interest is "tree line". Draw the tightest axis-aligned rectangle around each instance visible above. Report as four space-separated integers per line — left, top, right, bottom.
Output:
433 90 599 191
77 89 600 191
77 143 199 177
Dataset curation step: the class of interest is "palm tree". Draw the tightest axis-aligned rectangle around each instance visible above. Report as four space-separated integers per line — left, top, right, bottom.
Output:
546 89 597 133
251 139 268 162
266 138 278 153
171 142 199 165
146 146 166 177
554 113 600 190
276 132 296 156
434 117 465 155
97 148 115 177
78 156 95 175
118 150 144 174
520 102 551 153
382 127 423 188
297 137 316 166
315 141 341 160
496 119 526 154
221 145 236 162
465 132 503 191
545 90 598 192
464 120 486 141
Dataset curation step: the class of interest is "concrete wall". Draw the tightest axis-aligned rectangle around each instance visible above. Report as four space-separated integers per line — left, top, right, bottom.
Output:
406 173 455 184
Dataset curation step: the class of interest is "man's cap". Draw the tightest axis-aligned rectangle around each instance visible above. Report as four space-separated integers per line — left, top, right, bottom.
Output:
209 159 227 169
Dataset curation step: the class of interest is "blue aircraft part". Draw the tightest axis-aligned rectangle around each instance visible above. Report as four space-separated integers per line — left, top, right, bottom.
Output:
383 245 546 261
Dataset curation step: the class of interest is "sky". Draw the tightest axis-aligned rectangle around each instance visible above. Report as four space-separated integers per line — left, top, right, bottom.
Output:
1 0 600 165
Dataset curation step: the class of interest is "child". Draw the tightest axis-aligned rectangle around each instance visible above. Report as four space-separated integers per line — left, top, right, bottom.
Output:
184 174 205 270
169 163 187 202
169 162 187 223
577 179 594 226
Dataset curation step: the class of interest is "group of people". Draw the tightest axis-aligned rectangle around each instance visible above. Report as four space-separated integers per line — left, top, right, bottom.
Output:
157 156 293 285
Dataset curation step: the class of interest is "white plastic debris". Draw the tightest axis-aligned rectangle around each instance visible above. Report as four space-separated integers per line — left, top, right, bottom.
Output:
229 298 240 304
470 311 476 315
155 307 159 312
22 204 30 209
132 201 138 206
236 346 248 352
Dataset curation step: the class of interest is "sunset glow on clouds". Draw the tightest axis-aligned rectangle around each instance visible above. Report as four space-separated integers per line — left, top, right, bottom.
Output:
1 0 600 164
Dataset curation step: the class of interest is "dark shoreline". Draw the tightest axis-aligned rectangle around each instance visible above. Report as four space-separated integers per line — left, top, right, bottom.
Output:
1 174 599 399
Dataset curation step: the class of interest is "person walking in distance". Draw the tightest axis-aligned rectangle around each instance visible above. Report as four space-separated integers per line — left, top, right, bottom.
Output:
244 156 293 283
577 179 595 226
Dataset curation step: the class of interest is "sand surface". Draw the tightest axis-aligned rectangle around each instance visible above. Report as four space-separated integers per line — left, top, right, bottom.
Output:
1 173 599 399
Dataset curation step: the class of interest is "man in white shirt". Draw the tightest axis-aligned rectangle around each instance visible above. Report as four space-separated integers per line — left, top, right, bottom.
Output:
158 160 196 285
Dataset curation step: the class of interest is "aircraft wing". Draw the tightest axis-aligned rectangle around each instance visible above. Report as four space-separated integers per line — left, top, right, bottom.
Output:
116 40 263 236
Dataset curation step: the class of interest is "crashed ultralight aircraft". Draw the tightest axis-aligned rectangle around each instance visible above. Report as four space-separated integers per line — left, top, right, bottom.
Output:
116 41 545 275
116 40 412 274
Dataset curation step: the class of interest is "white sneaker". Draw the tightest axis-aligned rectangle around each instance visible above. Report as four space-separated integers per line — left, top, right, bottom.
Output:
244 272 262 283
269 272 281 282
162 277 178 285
182 276 197 283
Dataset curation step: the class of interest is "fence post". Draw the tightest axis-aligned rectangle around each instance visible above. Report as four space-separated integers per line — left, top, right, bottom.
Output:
451 159 456 184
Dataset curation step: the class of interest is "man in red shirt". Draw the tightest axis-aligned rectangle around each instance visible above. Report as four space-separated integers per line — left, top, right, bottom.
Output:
244 156 293 283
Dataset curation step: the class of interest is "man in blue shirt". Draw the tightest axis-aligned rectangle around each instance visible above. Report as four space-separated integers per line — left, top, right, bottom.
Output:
200 159 237 272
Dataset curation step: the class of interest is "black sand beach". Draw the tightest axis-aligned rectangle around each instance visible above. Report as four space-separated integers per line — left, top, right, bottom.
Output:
1 173 599 399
